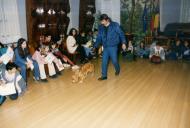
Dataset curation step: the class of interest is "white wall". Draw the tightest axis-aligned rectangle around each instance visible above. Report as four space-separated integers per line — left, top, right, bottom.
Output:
17 0 27 39
180 0 190 22
96 0 120 24
160 0 182 31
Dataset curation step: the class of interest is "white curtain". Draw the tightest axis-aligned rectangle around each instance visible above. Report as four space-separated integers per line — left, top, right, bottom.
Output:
180 0 190 23
68 0 80 33
0 0 6 37
0 0 21 44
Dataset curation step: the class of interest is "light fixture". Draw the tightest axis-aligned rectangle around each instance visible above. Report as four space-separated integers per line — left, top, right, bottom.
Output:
86 11 92 15
48 9 56 15
36 7 44 14
38 24 46 28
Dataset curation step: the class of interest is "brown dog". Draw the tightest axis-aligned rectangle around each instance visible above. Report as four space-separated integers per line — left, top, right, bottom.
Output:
72 63 94 83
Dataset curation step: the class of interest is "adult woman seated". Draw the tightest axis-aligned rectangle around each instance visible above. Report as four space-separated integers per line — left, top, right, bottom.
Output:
14 38 40 82
66 28 88 63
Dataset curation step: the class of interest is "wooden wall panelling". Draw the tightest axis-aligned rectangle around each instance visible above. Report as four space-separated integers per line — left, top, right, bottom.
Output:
26 0 70 47
79 0 96 32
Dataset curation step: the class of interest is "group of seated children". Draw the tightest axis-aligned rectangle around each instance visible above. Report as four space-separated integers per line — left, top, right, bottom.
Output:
123 38 190 64
149 42 165 63
66 28 97 63
0 37 67 105
0 47 26 106
0 28 100 105
1 30 189 105
0 37 64 105
166 39 190 61
122 40 136 61
32 43 64 82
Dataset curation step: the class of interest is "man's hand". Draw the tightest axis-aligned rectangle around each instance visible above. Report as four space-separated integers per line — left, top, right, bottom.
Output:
122 43 126 51
92 48 96 53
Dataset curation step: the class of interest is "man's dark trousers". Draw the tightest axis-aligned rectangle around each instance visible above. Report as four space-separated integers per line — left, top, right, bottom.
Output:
102 46 120 78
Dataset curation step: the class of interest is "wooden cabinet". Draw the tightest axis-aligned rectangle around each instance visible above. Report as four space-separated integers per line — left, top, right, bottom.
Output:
79 0 96 32
26 0 70 47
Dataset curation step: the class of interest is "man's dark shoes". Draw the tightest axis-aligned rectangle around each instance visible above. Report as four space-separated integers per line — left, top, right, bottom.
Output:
98 76 107 81
115 71 120 76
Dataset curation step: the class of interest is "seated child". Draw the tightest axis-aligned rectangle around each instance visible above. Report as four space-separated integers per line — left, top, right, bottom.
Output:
182 40 190 60
136 41 149 58
149 42 165 63
0 62 26 105
122 40 135 61
43 45 64 74
78 31 94 59
50 42 75 67
174 39 183 59
166 39 177 60
166 39 183 60
32 45 57 81
127 40 134 53
56 34 66 54
86 30 94 42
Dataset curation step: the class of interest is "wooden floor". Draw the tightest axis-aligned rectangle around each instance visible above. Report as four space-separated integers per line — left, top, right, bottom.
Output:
0 59 190 128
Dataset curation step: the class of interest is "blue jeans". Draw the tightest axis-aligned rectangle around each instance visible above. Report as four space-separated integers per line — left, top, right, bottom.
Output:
84 47 93 57
15 60 40 81
102 46 120 77
0 93 18 105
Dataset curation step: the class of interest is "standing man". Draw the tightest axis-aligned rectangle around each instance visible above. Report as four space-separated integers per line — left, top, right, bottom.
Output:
94 14 127 81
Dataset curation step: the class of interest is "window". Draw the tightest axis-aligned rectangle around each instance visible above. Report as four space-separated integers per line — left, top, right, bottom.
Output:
0 0 21 44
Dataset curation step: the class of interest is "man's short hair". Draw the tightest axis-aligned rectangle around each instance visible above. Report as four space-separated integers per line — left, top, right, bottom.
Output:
99 14 110 21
